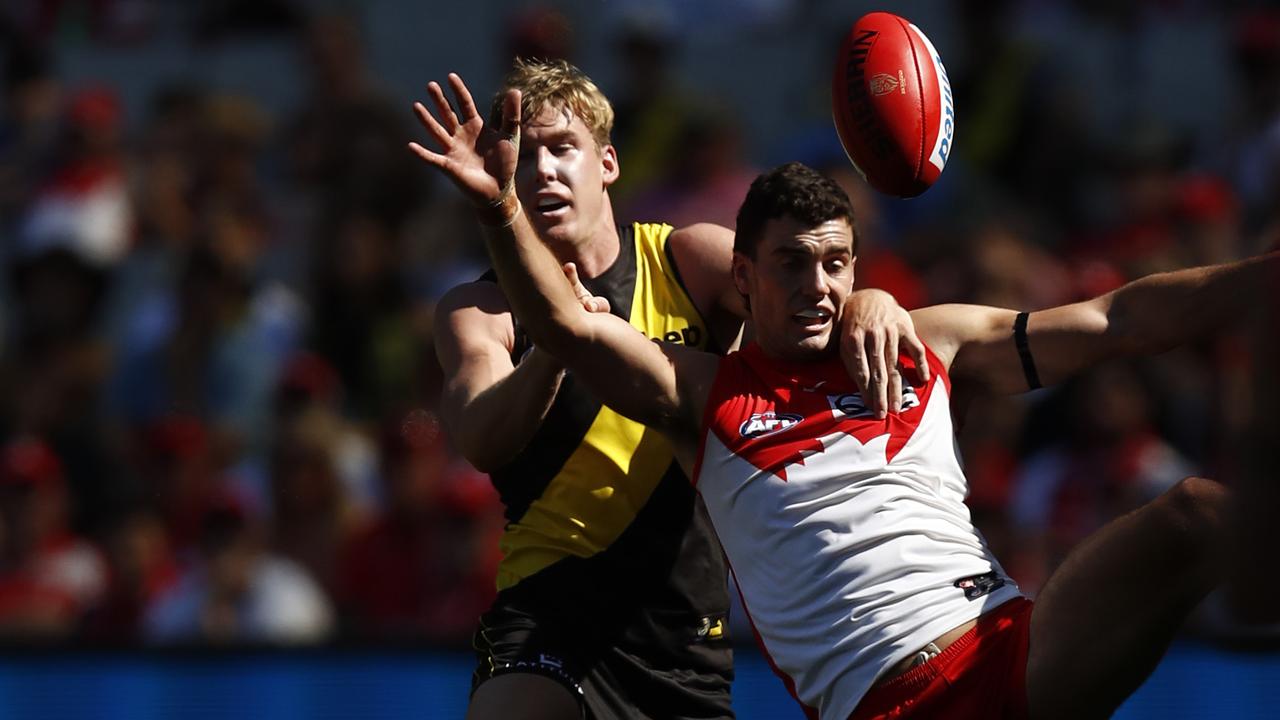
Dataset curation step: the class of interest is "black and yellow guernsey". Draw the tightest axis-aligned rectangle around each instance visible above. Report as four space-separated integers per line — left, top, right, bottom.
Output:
481 222 730 645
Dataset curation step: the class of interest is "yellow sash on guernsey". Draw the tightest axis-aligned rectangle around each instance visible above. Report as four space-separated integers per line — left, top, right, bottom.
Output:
496 223 708 590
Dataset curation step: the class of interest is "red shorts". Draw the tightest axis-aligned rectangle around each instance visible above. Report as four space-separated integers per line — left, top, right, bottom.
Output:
849 598 1034 720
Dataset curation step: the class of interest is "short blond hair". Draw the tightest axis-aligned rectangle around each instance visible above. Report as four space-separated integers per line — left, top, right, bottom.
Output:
491 58 614 148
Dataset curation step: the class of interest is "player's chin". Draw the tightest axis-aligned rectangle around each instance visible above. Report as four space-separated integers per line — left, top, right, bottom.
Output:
782 331 835 361
533 216 574 244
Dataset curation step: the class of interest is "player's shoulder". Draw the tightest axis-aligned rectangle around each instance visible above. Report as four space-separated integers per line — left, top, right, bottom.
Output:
435 279 518 357
434 279 517 349
436 277 512 317
667 222 734 254
664 222 736 293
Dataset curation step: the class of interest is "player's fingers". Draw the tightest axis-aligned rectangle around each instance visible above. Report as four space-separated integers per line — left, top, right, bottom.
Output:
407 141 445 168
866 328 889 419
448 73 480 122
886 332 903 411
888 369 904 414
562 262 584 293
412 101 451 148
499 89 522 145
426 82 459 134
902 324 930 385
562 262 596 310
843 328 870 389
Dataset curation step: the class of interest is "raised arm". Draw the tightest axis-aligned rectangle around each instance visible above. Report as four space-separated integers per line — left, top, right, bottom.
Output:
410 74 715 448
912 252 1280 396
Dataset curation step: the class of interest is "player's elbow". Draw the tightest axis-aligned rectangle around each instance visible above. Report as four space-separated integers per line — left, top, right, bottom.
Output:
1117 326 1177 357
459 449 504 474
1067 294 1152 358
442 413 505 473
1105 300 1176 356
453 429 502 472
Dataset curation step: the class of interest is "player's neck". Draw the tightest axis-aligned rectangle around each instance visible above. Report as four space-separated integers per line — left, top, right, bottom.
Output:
753 337 840 366
554 196 621 279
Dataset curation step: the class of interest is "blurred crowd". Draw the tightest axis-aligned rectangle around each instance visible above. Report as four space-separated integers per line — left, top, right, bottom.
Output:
0 0 1276 648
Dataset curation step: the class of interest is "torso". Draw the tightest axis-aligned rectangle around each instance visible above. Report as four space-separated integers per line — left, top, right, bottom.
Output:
484 222 730 626
693 343 1023 719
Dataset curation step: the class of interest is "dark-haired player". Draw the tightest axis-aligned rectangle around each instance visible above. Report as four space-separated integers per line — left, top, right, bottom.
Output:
415 81 1279 718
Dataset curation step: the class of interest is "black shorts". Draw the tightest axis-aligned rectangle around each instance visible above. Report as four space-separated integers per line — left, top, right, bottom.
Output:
470 582 735 720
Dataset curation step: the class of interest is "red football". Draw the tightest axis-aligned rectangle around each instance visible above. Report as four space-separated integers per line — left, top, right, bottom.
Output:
832 12 954 198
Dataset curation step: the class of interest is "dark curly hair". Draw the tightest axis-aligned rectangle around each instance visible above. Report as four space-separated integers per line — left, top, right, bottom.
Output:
733 162 857 258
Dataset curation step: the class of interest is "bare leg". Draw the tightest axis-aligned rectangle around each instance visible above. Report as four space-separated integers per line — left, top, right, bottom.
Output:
467 673 582 720
1025 476 1229 720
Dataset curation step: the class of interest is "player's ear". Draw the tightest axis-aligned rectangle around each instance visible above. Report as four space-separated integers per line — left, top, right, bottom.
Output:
731 252 752 299
600 144 620 187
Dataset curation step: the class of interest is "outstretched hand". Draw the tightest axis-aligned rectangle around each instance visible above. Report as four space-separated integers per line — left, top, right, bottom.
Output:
839 289 930 418
409 73 521 221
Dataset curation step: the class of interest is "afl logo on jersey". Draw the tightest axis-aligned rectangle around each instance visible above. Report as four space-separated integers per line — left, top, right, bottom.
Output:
739 411 803 439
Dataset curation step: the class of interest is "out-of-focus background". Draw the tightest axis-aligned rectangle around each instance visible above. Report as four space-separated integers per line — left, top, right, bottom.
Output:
0 0 1276 717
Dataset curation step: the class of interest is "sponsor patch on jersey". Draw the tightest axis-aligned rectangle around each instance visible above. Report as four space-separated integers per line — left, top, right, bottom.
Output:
827 386 920 419
739 411 803 439
954 571 1006 600
696 615 726 641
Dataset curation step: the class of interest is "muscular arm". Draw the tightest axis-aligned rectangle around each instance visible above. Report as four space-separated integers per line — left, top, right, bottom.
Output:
433 282 566 472
913 252 1280 396
480 208 717 457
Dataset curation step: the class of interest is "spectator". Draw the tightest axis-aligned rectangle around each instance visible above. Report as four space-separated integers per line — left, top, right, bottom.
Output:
144 494 332 645
0 436 106 638
19 85 130 268
0 39 61 230
268 403 356 594
335 414 499 643
1011 364 1195 593
83 508 178 642
624 108 758 229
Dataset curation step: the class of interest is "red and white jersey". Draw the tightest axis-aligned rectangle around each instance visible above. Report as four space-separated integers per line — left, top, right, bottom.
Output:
692 343 1022 719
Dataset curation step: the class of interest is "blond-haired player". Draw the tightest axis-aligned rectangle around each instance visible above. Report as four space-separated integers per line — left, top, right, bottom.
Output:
421 62 923 720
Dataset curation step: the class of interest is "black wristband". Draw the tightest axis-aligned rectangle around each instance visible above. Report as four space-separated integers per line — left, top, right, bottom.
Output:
1014 311 1042 390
